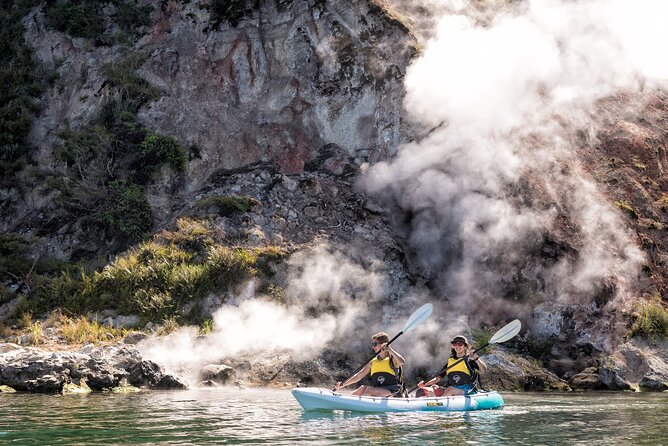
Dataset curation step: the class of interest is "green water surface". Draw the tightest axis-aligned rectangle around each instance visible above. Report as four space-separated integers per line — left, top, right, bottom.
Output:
1 389 666 445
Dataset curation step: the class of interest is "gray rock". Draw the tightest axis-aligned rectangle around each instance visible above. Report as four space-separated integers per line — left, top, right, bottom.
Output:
481 350 571 391
568 367 605 390
200 364 236 385
124 331 149 345
596 341 668 391
0 343 187 393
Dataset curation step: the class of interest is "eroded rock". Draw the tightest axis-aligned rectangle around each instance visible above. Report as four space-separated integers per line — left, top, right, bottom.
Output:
0 343 187 394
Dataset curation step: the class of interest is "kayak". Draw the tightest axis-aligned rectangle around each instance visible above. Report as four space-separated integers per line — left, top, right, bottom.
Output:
291 387 504 412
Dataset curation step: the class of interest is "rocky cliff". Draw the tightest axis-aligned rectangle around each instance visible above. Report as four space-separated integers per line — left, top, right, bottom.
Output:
1 0 667 393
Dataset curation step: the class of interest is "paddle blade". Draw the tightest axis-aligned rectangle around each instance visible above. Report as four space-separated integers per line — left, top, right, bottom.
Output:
401 303 433 333
489 319 522 344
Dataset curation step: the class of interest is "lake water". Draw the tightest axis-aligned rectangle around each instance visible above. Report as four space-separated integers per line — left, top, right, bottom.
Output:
1 389 666 445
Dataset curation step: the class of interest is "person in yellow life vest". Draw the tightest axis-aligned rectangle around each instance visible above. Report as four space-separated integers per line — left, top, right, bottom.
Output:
334 332 406 397
416 335 487 397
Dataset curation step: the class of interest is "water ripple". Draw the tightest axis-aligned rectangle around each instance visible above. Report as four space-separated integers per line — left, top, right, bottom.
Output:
1 390 666 445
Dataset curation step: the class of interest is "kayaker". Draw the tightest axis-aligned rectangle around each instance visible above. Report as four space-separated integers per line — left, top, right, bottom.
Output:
334 332 406 397
416 335 486 396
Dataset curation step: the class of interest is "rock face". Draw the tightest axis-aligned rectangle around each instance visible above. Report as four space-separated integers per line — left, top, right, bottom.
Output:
137 0 415 186
481 350 571 392
199 364 236 385
0 343 187 393
598 340 668 391
1 1 666 392
9 0 416 247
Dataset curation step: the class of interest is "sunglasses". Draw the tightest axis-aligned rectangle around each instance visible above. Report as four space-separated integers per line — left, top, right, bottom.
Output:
451 341 465 346
372 341 383 347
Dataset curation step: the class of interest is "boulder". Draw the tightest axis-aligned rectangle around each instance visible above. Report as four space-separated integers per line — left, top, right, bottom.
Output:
128 359 187 390
596 341 668 391
62 381 92 394
124 332 149 345
200 364 236 385
0 384 16 393
0 343 187 393
568 367 605 390
481 350 571 391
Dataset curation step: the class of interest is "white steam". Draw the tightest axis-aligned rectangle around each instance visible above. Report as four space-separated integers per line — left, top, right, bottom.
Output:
138 245 391 382
364 0 667 329
140 0 668 379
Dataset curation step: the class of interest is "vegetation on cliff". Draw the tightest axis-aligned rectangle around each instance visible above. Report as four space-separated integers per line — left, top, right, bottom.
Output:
13 218 285 325
0 0 46 186
630 297 668 341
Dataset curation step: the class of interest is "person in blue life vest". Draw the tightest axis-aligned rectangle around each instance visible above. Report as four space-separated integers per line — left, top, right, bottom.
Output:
416 335 487 397
334 332 406 397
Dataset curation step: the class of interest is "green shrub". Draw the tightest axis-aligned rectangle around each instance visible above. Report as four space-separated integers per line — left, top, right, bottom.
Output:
45 0 104 39
44 0 152 41
100 180 153 242
208 0 259 29
198 318 214 336
629 298 668 340
0 234 78 297
56 125 112 175
0 0 46 186
25 220 285 322
103 53 160 112
140 133 186 173
471 327 495 352
113 1 152 36
195 195 260 216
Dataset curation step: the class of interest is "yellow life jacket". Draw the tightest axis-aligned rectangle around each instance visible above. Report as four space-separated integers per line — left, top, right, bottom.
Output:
446 356 474 386
369 356 398 387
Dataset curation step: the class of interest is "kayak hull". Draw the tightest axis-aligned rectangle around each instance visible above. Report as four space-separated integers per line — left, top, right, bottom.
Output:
291 387 504 413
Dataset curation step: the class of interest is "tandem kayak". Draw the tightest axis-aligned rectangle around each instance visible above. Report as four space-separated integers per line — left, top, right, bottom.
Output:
291 387 504 413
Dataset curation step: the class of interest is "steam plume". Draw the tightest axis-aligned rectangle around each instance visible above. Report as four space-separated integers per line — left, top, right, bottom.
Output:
364 0 668 338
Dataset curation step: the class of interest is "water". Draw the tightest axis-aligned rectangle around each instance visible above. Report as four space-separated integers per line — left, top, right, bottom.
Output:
1 389 666 445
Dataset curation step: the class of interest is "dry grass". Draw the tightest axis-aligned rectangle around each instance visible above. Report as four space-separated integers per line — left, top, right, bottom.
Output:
630 298 668 340
156 316 180 336
0 322 13 338
59 315 127 345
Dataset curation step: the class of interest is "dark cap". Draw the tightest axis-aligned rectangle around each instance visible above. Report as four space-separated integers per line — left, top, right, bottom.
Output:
451 335 469 345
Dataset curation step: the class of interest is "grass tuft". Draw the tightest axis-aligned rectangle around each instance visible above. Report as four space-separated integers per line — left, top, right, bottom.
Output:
629 298 668 341
614 200 638 219
24 220 285 323
59 314 127 345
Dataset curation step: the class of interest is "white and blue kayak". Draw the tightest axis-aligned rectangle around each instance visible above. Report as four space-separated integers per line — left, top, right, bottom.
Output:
291 387 504 413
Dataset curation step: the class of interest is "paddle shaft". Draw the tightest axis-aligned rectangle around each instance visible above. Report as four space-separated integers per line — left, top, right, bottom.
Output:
406 342 489 394
333 330 404 392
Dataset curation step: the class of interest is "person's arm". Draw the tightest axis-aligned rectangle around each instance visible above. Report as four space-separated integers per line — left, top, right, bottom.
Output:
418 365 446 388
385 345 405 368
467 348 487 373
335 362 371 390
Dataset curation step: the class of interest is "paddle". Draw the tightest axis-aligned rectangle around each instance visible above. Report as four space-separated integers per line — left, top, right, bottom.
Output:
332 303 433 392
407 319 522 395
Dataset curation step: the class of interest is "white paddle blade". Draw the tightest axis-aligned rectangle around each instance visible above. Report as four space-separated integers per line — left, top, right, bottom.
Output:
402 303 433 333
489 319 522 344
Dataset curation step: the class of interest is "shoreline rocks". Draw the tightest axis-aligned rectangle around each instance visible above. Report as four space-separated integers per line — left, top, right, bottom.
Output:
0 343 187 394
2 339 666 394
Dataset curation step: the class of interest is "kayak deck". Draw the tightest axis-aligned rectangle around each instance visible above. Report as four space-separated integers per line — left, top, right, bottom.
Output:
291 387 504 412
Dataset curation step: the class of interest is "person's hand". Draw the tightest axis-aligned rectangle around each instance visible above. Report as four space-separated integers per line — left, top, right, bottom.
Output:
380 343 389 354
335 381 344 390
467 349 478 360
417 380 426 388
